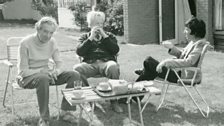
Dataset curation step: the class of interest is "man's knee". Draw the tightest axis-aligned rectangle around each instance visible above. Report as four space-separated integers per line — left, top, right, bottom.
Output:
35 73 51 87
73 63 86 74
106 61 119 73
67 70 80 80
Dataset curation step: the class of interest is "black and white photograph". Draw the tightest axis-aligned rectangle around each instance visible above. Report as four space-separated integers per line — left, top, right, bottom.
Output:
0 0 223 126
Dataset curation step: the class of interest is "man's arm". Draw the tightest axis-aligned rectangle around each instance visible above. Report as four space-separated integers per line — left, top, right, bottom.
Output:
76 33 94 56
100 32 119 55
168 46 183 58
163 43 203 68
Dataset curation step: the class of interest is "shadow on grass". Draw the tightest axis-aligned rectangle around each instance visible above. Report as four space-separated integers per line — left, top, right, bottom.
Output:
4 102 224 126
142 103 224 126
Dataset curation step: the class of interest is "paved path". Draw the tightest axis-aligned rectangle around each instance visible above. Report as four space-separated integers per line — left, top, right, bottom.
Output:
58 7 79 29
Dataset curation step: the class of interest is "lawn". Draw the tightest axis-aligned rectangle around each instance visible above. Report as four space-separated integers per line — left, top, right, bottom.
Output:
0 24 224 126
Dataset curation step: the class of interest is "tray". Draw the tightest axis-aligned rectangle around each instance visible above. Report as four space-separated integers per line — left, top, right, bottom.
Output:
94 88 147 97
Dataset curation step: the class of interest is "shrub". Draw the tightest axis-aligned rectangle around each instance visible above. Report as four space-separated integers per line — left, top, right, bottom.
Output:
69 0 124 35
69 1 89 31
32 0 58 21
105 0 124 35
96 0 124 35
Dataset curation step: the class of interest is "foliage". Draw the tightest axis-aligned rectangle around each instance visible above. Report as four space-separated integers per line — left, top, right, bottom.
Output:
0 0 14 4
32 0 58 21
104 0 124 35
69 1 89 31
69 0 124 35
93 0 124 35
69 1 87 25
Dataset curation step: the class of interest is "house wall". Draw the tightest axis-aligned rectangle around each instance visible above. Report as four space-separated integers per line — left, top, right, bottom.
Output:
124 0 214 45
196 0 214 45
123 0 159 44
2 0 41 20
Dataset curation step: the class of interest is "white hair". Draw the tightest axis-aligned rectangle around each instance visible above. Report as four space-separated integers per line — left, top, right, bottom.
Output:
87 11 105 27
35 16 58 30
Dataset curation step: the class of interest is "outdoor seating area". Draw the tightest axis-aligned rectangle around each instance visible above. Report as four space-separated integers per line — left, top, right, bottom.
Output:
0 24 224 126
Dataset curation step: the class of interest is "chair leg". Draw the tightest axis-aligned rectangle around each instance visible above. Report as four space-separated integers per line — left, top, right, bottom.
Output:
3 67 11 108
157 83 170 111
3 81 10 108
194 87 210 118
11 83 15 116
55 85 60 118
181 83 209 118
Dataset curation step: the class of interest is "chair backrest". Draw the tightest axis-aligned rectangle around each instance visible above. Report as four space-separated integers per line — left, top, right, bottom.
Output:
197 43 213 68
6 37 24 62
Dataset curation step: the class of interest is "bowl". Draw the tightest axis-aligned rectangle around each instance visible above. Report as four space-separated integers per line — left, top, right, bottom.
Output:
98 82 110 90
73 90 84 98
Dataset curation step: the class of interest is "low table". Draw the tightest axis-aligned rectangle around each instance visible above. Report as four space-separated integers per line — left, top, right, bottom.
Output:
61 86 161 126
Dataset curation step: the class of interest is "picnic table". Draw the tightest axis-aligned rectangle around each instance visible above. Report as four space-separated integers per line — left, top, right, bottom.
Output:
62 81 161 126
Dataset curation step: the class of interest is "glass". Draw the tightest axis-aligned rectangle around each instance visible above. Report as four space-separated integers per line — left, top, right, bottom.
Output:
74 80 82 90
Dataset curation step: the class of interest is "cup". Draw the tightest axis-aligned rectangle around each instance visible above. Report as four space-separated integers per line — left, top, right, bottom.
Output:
74 80 82 90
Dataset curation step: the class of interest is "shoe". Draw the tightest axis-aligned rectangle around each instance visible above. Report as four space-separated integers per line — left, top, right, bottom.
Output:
134 69 144 75
38 119 49 126
111 101 123 113
59 111 77 123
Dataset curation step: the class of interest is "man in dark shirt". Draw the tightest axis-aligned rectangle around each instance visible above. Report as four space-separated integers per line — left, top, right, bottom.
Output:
73 11 123 113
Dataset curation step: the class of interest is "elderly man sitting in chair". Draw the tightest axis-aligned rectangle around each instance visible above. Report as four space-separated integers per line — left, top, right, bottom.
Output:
73 11 123 113
17 17 81 126
135 17 209 83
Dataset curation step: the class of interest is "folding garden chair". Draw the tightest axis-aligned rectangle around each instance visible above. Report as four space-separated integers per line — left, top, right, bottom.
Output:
155 43 212 118
2 37 60 116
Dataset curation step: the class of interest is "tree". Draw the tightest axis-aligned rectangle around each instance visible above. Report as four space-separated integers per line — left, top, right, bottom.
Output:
32 0 58 21
0 0 14 4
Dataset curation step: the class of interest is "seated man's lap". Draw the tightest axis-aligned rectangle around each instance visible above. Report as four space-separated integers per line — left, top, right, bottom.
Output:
73 60 119 79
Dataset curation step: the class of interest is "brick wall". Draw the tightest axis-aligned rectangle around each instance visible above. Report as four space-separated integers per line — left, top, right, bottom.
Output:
196 0 214 45
123 0 159 44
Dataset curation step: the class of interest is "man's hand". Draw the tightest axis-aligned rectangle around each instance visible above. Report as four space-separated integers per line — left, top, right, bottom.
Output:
89 26 98 41
162 41 174 49
156 61 166 73
97 27 108 38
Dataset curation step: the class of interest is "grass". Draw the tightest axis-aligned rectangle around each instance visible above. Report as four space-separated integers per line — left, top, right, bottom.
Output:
0 25 224 126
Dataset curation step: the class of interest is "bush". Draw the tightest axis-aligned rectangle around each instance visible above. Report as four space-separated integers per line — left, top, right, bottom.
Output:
104 0 124 35
32 0 58 21
69 0 124 35
96 0 124 35
69 1 89 31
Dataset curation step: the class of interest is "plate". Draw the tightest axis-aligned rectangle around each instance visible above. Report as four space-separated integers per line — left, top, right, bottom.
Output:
71 94 85 100
96 86 112 92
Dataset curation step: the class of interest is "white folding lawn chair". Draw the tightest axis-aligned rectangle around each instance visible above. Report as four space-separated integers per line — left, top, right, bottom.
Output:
2 37 60 116
155 43 213 118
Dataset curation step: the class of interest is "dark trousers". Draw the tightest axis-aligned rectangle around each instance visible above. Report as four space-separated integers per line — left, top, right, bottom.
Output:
136 56 179 83
20 71 80 121
133 56 180 102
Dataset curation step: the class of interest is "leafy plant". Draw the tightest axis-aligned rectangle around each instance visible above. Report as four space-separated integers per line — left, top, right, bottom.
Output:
69 1 89 31
95 0 124 35
0 0 14 4
32 0 58 21
105 0 124 35
69 0 124 35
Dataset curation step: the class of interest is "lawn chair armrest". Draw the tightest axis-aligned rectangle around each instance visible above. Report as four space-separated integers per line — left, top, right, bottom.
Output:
1 60 13 67
172 67 200 72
